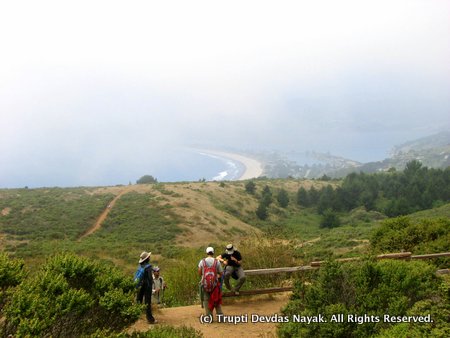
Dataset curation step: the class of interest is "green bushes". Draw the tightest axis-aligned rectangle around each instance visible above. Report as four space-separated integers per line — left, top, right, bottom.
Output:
0 188 113 247
279 259 447 337
0 253 25 310
371 216 450 255
94 192 181 244
136 175 158 184
319 209 341 228
0 253 25 290
2 253 141 337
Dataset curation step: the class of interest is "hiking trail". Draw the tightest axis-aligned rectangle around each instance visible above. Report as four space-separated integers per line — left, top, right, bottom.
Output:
78 188 128 240
127 293 291 338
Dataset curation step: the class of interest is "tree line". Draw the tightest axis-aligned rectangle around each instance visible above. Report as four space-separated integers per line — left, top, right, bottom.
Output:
296 160 450 217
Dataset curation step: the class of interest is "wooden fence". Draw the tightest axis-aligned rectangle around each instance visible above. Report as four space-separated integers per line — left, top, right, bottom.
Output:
222 251 450 297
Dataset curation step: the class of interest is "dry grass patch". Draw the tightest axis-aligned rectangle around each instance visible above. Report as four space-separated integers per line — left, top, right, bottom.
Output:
1 207 11 216
142 182 262 248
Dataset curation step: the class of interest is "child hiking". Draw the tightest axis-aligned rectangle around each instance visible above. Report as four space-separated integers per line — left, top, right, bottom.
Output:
134 251 157 324
152 266 167 306
198 246 223 320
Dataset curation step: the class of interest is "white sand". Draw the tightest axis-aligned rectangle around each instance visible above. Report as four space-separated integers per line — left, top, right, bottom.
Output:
198 149 264 180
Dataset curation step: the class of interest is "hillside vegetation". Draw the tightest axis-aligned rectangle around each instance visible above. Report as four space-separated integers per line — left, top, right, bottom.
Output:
1 162 449 336
0 180 338 268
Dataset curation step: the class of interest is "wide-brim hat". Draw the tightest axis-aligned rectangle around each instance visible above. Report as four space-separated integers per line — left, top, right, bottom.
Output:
225 243 235 254
139 251 151 263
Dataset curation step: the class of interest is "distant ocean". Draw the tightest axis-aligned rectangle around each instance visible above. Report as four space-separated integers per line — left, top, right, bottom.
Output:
149 149 245 183
0 148 247 189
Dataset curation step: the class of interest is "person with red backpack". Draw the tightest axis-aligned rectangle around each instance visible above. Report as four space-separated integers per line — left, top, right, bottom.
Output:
198 246 223 319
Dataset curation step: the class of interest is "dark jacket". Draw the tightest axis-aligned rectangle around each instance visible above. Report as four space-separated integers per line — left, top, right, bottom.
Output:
220 250 242 267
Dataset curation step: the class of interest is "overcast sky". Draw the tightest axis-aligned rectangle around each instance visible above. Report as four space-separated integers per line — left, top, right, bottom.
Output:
1 0 449 187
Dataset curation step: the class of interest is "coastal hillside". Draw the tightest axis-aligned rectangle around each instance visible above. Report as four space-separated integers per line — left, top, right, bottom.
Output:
1 163 448 269
259 131 450 179
1 171 449 337
0 179 337 269
328 131 450 177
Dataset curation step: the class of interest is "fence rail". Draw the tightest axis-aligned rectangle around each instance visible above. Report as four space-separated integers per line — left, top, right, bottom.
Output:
223 251 450 297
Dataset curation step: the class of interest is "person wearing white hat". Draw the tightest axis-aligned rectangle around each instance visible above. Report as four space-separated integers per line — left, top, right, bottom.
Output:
216 244 246 295
198 246 224 319
134 251 157 324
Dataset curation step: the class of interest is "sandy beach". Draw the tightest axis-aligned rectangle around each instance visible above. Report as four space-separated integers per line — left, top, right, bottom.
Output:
197 149 264 180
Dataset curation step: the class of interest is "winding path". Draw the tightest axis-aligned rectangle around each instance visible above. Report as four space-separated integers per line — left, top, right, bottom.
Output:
78 189 128 240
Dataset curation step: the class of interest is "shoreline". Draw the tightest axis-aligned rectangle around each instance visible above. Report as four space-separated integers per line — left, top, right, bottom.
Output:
196 149 264 181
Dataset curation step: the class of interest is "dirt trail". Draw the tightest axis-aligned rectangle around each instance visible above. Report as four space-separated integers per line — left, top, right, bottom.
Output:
78 188 128 240
127 293 291 338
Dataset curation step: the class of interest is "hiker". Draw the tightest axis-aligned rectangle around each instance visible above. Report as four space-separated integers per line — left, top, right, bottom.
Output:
152 266 167 306
134 251 157 324
198 246 223 319
217 243 246 295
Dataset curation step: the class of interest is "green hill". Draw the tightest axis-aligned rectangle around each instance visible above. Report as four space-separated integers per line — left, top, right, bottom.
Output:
1 177 449 336
1 177 448 270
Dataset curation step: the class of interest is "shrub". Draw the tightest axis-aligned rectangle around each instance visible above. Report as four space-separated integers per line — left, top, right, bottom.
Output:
0 253 25 290
277 189 290 208
255 202 268 220
0 253 25 310
320 209 341 228
136 175 158 184
371 216 450 256
2 253 141 337
279 259 444 338
244 181 256 194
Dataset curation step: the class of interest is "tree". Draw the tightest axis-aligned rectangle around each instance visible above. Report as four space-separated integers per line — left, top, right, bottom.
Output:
296 187 310 207
255 202 268 220
317 185 335 214
277 189 290 208
261 185 273 206
309 186 320 205
404 160 423 178
136 175 158 184
319 209 341 228
245 180 256 194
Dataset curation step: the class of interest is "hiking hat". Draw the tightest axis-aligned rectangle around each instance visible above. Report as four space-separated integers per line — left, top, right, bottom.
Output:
153 266 160 272
226 244 235 254
139 251 151 264
206 246 214 254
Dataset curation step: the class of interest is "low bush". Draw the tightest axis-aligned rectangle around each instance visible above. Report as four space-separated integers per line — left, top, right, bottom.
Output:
0 253 25 310
371 216 450 258
2 253 141 337
279 259 447 337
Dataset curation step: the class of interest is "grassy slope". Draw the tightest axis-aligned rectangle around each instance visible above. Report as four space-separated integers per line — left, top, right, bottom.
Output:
1 179 448 272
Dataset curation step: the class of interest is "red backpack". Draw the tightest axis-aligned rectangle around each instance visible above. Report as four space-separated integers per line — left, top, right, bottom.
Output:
201 258 218 292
